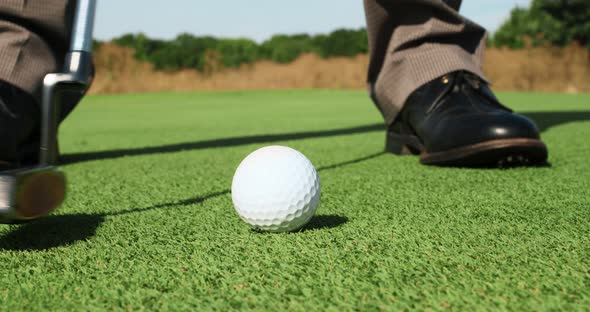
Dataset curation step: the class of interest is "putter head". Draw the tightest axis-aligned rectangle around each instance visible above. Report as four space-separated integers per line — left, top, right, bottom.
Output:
0 166 66 223
0 0 95 224
0 72 87 224
0 54 92 224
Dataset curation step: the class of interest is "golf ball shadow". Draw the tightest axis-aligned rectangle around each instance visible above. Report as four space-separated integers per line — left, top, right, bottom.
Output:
250 214 349 233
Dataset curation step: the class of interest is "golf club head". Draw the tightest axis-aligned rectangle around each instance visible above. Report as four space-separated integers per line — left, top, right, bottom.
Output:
0 0 95 223
0 166 66 223
0 70 88 224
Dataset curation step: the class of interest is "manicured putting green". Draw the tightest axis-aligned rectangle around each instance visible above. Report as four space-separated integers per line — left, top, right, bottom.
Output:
1 90 589 310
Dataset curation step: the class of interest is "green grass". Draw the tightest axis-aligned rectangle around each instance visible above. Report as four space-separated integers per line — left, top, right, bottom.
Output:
1 90 589 310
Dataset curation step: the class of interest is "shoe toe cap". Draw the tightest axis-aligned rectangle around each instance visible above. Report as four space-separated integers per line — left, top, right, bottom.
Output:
483 113 541 140
428 112 542 152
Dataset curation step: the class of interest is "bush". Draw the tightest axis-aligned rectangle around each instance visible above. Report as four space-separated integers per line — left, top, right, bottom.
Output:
259 34 318 63
492 0 590 49
318 28 368 58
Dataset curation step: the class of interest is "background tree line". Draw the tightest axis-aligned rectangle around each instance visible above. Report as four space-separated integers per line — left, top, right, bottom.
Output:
108 29 367 72
99 0 588 73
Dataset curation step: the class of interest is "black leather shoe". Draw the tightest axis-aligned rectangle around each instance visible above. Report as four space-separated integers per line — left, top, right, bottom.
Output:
0 81 40 168
385 71 548 167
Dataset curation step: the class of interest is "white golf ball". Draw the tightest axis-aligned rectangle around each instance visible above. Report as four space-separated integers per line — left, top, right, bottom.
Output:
231 146 321 232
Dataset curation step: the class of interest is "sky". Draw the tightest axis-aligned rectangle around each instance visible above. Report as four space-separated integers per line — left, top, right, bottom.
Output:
95 0 532 42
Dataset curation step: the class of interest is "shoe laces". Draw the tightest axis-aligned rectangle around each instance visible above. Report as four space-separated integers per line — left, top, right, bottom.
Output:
426 71 502 114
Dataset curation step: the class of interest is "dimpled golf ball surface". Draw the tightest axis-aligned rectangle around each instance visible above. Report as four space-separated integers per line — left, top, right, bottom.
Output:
232 146 321 232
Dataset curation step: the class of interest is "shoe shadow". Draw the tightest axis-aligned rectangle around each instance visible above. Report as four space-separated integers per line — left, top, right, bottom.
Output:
0 153 383 251
522 111 590 133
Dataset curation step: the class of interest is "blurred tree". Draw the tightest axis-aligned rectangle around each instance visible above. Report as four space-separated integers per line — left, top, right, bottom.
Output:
533 0 590 47
217 39 260 68
113 33 165 61
318 28 368 58
259 34 317 63
493 8 539 49
493 0 590 49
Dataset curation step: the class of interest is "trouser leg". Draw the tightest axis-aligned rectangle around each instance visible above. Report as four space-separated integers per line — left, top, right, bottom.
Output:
0 1 83 164
0 0 76 101
364 0 488 124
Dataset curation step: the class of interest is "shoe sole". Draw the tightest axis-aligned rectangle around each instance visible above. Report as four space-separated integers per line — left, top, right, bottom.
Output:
386 133 548 168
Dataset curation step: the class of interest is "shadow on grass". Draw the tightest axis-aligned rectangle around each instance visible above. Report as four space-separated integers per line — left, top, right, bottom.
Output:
0 192 230 252
0 153 384 251
109 191 230 217
61 123 384 165
59 111 590 166
301 215 349 232
4 111 586 250
0 214 104 251
523 111 590 133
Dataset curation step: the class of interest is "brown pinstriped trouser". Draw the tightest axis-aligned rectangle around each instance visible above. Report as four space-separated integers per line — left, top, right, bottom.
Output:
0 0 487 125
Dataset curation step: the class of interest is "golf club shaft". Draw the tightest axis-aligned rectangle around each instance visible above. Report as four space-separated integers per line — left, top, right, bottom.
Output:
40 0 96 165
71 0 97 53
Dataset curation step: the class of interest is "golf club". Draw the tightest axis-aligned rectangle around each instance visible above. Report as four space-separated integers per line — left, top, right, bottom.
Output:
0 0 96 223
